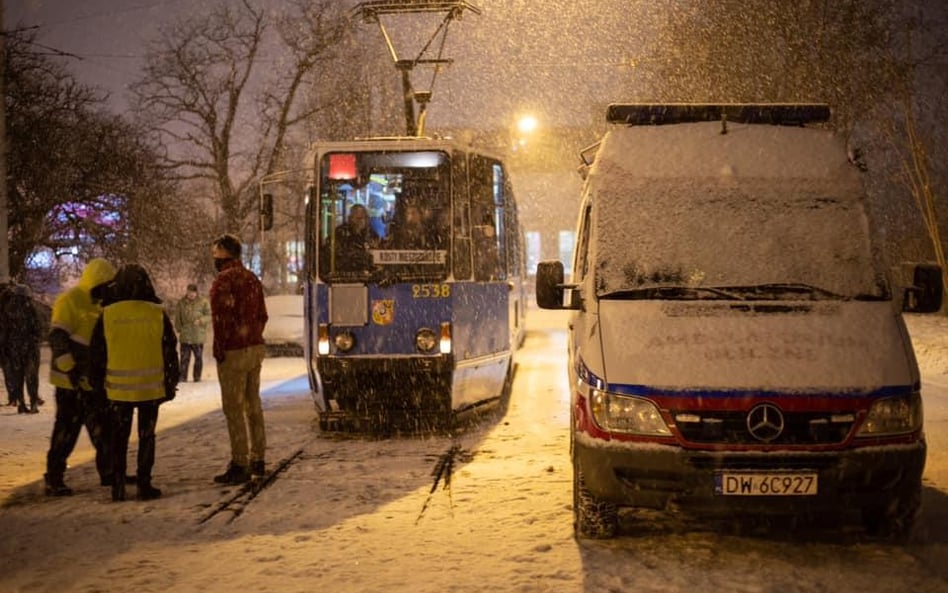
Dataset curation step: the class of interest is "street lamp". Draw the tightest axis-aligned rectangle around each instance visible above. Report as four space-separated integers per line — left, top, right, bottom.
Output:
512 113 540 152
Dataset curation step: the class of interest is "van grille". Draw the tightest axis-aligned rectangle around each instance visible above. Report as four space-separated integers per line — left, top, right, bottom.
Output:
671 409 854 445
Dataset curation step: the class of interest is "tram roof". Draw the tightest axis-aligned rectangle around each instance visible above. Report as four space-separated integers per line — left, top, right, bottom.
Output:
311 136 502 159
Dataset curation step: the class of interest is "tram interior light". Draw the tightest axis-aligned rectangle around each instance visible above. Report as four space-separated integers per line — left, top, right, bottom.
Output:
328 153 358 180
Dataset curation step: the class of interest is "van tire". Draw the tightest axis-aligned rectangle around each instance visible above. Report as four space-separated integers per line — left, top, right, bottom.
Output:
860 479 921 539
573 467 618 539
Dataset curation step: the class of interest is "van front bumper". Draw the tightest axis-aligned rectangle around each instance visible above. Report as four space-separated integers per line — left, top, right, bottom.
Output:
574 436 926 514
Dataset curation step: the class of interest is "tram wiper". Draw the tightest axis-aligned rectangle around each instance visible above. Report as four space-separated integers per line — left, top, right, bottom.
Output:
369 267 399 287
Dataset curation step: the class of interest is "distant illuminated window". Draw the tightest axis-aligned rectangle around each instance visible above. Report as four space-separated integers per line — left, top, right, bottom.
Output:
246 243 262 276
559 231 575 276
525 231 541 276
285 241 304 284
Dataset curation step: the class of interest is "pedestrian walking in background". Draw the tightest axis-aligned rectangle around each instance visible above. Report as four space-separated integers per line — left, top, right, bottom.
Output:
90 264 179 502
44 258 117 496
209 234 269 484
174 283 210 382
0 282 12 407
1 283 43 414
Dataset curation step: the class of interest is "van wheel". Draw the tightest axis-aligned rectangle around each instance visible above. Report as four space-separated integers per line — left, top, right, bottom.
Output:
573 467 618 539
861 479 921 539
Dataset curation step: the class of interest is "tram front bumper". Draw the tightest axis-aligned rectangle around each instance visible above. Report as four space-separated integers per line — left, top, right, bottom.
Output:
316 355 454 414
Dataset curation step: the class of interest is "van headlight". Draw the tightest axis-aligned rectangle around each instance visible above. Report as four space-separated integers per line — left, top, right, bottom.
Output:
856 393 923 436
589 389 671 435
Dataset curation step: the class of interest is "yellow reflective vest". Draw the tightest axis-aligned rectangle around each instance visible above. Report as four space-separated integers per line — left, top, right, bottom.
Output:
102 301 166 402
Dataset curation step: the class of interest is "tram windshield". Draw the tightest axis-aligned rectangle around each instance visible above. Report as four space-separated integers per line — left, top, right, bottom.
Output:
317 150 451 283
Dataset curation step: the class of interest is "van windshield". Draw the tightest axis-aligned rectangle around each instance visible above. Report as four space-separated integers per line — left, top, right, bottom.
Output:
594 178 889 301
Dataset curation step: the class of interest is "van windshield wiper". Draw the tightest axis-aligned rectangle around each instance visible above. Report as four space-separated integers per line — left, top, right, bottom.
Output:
600 285 744 301
725 283 846 300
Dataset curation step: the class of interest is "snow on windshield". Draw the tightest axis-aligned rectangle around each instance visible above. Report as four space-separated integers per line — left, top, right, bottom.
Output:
589 122 887 298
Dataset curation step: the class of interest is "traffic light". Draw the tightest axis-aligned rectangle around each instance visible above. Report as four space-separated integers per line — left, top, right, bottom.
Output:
261 193 274 231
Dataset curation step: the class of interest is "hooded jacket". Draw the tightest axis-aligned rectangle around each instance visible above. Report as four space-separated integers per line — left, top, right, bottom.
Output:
48 258 117 390
89 264 180 402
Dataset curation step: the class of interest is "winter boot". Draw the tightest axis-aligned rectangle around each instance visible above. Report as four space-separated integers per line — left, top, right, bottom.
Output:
17 402 29 414
111 482 126 502
44 474 73 497
250 460 266 480
213 462 249 484
137 482 162 501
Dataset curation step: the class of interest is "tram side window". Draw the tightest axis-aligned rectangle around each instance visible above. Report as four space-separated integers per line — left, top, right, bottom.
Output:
452 151 472 280
470 156 505 281
503 176 522 277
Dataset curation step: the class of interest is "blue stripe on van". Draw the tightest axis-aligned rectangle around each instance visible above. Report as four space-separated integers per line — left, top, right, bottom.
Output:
576 359 915 399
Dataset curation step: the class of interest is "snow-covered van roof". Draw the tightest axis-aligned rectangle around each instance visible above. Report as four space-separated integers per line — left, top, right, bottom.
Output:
605 103 831 126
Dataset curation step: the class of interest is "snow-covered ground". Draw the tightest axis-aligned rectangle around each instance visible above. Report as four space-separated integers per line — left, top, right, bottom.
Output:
1 309 947 593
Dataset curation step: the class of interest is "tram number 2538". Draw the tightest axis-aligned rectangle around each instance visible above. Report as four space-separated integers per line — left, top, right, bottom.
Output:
412 284 451 298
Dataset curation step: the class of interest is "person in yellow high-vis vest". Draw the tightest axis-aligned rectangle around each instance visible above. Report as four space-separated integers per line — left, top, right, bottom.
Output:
44 258 117 496
89 264 179 502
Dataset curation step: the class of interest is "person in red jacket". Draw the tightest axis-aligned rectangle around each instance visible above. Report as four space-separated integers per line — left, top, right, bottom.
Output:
209 234 269 484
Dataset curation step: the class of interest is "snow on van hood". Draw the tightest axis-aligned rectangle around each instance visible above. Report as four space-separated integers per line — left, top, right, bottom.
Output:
595 300 916 392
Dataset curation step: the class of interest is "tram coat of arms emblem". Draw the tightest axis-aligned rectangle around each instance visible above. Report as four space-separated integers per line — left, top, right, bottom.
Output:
372 299 395 325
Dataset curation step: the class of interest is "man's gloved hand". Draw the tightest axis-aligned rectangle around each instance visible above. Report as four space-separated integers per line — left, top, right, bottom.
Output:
163 387 177 404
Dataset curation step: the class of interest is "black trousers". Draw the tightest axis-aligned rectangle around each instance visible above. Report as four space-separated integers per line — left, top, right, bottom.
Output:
110 400 160 485
46 387 112 482
179 343 204 381
2 345 40 406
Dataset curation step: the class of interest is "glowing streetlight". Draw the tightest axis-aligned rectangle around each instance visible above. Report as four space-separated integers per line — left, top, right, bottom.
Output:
513 114 540 152
517 114 539 135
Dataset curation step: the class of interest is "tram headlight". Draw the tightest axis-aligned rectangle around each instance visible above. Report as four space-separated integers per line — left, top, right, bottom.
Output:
415 328 438 353
439 321 452 354
318 324 330 355
333 330 356 353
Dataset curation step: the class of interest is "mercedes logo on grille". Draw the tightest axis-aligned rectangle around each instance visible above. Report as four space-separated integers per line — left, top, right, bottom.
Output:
746 403 785 442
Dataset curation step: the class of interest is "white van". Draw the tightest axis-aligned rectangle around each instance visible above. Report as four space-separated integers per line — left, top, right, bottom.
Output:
535 104 943 539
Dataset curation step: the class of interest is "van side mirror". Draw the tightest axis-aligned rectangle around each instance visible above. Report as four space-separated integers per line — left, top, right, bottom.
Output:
903 263 943 313
536 260 578 309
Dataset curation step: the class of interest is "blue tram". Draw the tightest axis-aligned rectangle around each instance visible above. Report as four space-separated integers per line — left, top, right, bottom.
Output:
303 137 526 431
